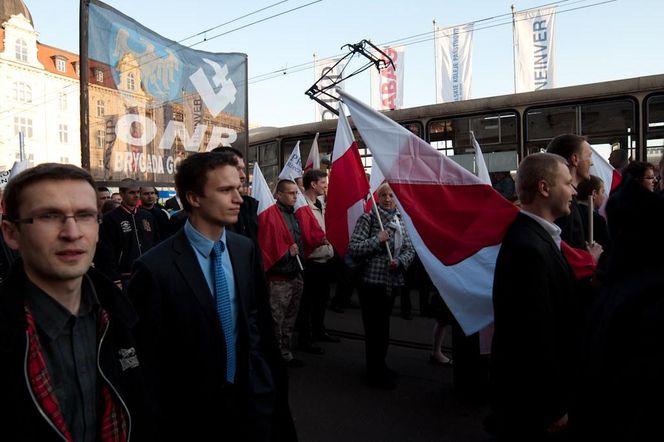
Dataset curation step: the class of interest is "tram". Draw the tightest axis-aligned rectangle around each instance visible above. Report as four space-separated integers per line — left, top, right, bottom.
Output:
248 73 664 191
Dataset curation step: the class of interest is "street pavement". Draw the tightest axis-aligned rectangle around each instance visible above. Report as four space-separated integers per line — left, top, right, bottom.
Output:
287 298 492 442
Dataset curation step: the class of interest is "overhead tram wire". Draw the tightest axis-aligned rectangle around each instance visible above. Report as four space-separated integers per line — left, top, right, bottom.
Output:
247 0 576 83
247 0 615 85
0 0 323 123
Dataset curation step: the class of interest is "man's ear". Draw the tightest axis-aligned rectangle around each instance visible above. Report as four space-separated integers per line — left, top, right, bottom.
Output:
186 191 200 209
538 179 550 198
1 220 20 251
569 152 580 168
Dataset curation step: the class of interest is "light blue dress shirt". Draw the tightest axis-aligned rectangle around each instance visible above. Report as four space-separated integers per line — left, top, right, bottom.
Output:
184 220 238 346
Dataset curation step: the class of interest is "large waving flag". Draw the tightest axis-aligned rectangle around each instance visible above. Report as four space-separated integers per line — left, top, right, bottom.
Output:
339 89 519 334
589 146 622 217
325 105 370 257
304 133 321 172
252 163 294 270
278 141 303 181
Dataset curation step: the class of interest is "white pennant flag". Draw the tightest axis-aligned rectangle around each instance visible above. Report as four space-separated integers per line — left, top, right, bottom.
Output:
304 133 321 172
514 7 556 92
278 141 303 181
370 46 405 111
435 23 474 103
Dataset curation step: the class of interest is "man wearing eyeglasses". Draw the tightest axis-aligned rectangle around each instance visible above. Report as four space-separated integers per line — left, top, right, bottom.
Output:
0 163 152 441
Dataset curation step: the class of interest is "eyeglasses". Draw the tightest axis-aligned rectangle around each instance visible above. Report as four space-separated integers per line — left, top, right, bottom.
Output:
13 212 101 227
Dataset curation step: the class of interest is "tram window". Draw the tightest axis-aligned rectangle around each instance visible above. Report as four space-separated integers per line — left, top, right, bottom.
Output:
580 100 634 137
646 95 664 165
526 105 577 141
427 112 519 172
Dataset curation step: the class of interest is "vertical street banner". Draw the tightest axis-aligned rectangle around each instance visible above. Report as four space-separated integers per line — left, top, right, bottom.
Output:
370 46 405 111
87 0 247 184
514 7 556 93
313 56 346 121
434 23 474 103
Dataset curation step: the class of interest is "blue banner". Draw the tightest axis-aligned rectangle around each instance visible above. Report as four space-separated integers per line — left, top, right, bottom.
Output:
87 0 247 184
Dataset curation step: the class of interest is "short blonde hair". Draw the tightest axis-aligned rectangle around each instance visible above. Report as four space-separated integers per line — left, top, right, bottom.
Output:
516 153 567 205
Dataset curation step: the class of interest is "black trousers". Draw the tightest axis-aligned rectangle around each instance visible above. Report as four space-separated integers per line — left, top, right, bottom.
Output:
358 283 394 376
297 260 332 345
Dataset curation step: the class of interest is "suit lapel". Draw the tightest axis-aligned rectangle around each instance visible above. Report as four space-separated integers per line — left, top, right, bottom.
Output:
172 230 218 323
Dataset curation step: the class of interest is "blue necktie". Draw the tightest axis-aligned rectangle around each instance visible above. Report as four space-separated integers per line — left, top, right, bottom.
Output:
211 241 235 383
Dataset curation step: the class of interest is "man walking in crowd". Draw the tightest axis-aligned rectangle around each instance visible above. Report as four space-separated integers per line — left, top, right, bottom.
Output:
128 152 295 441
95 178 156 289
297 169 338 354
140 185 172 241
546 134 597 251
489 153 577 440
97 186 111 208
268 179 306 367
212 146 260 244
0 163 151 441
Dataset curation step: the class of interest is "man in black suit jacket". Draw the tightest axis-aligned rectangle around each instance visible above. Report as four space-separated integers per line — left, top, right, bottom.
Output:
490 153 578 440
128 152 296 441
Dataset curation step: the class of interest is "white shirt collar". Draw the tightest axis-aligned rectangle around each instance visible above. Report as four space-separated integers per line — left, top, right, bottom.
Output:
520 209 562 249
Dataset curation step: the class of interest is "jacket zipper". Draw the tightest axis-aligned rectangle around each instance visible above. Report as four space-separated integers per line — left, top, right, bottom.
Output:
23 331 68 441
98 320 132 442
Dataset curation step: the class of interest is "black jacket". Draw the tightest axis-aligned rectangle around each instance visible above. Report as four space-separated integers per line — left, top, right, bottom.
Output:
490 213 577 438
0 261 153 441
228 195 260 244
127 229 296 441
95 205 156 281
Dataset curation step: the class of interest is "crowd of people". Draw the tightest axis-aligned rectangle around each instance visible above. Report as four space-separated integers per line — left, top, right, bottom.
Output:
0 134 662 441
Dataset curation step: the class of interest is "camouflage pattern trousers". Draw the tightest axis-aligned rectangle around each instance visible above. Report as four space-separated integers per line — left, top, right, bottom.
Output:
268 274 304 361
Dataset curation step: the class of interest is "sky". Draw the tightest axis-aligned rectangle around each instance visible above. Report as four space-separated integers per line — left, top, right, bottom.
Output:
25 0 664 128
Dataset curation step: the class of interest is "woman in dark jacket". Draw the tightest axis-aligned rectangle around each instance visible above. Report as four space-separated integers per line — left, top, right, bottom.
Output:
348 183 415 389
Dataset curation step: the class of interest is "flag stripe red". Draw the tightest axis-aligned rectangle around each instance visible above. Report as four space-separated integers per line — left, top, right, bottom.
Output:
257 205 293 270
325 142 370 256
391 182 519 265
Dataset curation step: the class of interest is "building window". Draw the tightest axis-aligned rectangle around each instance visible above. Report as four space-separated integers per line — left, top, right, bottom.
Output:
96 129 105 148
55 58 66 72
12 81 32 103
15 38 28 62
73 62 80 76
95 68 104 83
14 117 33 138
59 156 70 164
96 100 105 117
59 124 69 144
59 92 68 111
127 72 136 91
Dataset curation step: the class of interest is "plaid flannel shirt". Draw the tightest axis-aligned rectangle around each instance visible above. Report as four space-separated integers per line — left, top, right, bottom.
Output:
348 206 415 286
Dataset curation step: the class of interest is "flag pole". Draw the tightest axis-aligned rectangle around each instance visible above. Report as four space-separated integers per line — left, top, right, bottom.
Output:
369 191 394 261
433 19 438 104
511 4 517 94
79 0 90 170
588 195 594 245
295 254 304 271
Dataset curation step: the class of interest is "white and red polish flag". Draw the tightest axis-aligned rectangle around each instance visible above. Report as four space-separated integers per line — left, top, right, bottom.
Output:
278 141 303 182
589 145 622 218
251 163 295 271
339 89 519 334
325 104 370 257
294 189 327 257
304 133 321 172
471 131 495 352
363 159 385 213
